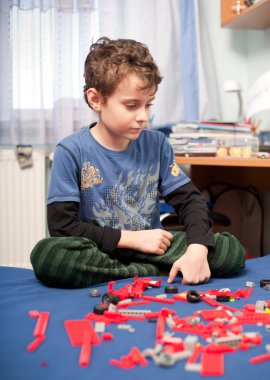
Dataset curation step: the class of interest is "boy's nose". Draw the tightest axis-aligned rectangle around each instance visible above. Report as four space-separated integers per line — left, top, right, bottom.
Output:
136 109 148 122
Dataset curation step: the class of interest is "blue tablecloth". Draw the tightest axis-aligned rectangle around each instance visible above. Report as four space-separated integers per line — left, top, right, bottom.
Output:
1 256 270 380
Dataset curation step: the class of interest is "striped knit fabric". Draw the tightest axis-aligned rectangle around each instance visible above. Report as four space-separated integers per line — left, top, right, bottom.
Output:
30 231 246 288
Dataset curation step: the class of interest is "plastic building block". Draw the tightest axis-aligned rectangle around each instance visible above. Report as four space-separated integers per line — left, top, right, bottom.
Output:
110 347 148 369
201 296 239 312
116 309 151 317
105 277 162 304
165 285 178 293
186 344 203 364
205 342 236 353
79 330 92 367
199 309 231 321
116 300 150 308
250 352 270 364
142 295 175 304
34 312 50 337
64 320 101 346
156 315 166 339
200 352 224 376
173 294 188 302
102 332 114 341
27 335 46 352
246 281 255 288
186 290 201 303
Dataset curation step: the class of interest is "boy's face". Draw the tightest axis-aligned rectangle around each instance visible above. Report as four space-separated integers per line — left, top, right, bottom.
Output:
95 73 155 150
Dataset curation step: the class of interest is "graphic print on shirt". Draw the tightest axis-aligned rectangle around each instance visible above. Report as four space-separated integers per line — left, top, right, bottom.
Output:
81 164 159 231
81 162 103 190
170 161 180 177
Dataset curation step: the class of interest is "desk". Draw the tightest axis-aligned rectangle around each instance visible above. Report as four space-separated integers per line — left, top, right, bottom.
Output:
175 157 270 257
174 157 270 192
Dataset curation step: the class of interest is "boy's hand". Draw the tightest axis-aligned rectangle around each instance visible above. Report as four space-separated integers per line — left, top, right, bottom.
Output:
167 244 210 284
118 229 173 255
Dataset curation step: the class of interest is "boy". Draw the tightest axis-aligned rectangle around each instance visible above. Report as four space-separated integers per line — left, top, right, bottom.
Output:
31 37 245 288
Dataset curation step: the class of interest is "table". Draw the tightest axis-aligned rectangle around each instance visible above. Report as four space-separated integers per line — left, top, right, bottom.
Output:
1 256 270 380
174 157 270 192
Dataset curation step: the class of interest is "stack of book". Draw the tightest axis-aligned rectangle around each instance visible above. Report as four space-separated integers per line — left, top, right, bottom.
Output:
168 121 259 157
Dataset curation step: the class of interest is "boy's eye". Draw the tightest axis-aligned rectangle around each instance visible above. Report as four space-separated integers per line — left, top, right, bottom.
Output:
125 102 154 110
126 104 137 109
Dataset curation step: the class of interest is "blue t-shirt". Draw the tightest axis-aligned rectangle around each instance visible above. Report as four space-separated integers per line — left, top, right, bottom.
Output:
48 126 190 231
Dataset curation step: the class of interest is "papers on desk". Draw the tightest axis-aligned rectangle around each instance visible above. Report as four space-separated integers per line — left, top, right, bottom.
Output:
169 121 259 157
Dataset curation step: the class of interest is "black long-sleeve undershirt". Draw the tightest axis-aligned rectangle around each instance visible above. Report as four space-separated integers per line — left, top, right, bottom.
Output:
47 181 214 253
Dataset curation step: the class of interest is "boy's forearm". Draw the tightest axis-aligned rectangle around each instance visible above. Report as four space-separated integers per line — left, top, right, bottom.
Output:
117 230 134 249
164 182 215 248
47 202 121 253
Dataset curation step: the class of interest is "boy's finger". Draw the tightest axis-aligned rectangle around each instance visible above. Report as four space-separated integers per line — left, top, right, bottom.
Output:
167 266 178 283
164 231 173 240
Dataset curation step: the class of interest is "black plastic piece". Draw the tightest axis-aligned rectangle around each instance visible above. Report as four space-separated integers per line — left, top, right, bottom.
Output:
93 304 108 315
165 285 179 294
102 293 121 305
260 279 270 288
186 290 201 303
216 295 231 302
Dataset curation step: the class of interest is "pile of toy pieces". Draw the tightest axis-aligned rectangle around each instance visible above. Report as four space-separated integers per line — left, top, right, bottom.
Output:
27 277 270 376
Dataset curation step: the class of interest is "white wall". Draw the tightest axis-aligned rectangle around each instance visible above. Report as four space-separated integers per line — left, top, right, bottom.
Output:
199 0 270 129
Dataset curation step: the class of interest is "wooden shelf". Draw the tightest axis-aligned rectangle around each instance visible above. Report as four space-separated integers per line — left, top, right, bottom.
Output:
221 0 270 29
175 156 270 192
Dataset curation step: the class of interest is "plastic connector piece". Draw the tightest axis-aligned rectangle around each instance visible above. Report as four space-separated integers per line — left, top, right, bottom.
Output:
102 332 114 341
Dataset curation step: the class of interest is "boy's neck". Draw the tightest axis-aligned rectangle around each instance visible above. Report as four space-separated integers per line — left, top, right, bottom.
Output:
90 123 130 151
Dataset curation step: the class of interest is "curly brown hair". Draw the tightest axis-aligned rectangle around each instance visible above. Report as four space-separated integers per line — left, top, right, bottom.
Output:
83 37 162 108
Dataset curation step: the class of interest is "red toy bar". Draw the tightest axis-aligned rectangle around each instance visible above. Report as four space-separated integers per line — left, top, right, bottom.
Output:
34 312 50 337
27 335 46 352
79 330 93 367
250 352 270 364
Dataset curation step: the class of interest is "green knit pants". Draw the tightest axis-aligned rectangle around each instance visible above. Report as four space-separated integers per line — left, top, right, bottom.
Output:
30 231 246 288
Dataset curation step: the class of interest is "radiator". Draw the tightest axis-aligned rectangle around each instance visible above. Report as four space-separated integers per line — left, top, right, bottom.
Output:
0 149 49 268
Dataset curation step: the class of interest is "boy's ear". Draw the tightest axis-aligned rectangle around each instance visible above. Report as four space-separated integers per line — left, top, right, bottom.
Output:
86 88 102 111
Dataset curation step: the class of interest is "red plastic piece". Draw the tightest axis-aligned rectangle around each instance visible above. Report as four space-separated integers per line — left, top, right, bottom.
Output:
201 296 239 312
29 310 40 318
200 352 224 376
103 310 144 322
79 330 93 367
161 336 184 354
200 309 231 321
187 344 203 364
142 295 175 304
116 300 150 308
102 333 114 341
156 315 166 339
250 352 270 364
27 335 46 352
110 347 147 369
204 342 236 353
34 312 50 337
64 320 101 346
173 294 188 302
106 276 161 302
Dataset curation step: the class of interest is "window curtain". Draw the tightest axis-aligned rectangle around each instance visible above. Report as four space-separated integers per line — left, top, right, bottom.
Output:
121 0 220 127
0 0 220 145
0 0 120 146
